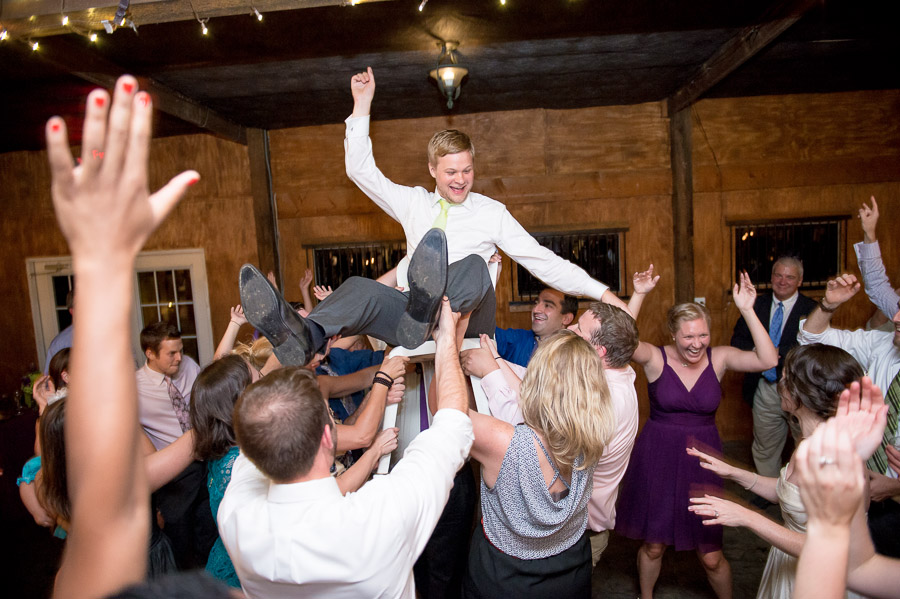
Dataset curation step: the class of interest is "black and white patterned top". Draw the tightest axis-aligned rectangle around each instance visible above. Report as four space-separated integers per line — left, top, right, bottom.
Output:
481 425 594 559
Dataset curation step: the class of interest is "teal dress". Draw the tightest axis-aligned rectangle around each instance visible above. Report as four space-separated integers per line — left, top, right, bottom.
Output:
205 446 240 588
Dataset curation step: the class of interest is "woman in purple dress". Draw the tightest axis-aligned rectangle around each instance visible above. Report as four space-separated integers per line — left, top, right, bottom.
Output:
615 273 777 599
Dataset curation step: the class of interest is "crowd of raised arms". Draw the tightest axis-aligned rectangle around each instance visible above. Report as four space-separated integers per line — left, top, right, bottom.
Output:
15 70 900 599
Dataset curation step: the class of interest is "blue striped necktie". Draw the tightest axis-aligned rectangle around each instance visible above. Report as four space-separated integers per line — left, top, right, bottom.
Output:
762 301 784 383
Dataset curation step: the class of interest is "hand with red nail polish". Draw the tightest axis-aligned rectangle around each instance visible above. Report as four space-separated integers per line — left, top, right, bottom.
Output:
45 75 199 269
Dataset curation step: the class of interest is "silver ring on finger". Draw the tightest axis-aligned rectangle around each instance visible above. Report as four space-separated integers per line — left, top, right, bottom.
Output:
819 456 836 467
714 510 719 518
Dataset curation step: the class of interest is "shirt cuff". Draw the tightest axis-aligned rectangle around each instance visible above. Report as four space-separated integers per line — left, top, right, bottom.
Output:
582 279 611 302
480 368 508 399
344 114 370 139
853 239 881 261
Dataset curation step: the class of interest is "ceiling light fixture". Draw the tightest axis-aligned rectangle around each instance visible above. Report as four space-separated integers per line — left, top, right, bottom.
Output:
62 15 69 26
418 0 428 12
0 29 8 41
252 7 263 21
428 41 469 109
90 32 98 42
200 19 209 35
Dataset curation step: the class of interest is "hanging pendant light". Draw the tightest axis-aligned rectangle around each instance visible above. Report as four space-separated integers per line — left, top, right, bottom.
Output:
428 42 468 109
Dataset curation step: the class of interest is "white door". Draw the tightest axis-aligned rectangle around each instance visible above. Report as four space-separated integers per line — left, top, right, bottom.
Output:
27 249 214 371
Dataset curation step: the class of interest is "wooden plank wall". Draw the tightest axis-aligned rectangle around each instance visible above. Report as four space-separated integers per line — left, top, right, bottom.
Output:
692 89 900 440
0 134 257 393
1 89 898 443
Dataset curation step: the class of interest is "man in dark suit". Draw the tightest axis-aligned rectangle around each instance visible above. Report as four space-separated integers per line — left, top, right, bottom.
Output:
731 256 817 478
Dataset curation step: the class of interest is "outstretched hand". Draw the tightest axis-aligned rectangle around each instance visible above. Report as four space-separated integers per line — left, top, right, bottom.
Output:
299 269 313 290
313 285 333 301
859 196 879 243
633 264 660 295
687 447 735 480
824 274 861 307
47 76 198 266
688 495 749 528
733 271 758 311
230 304 248 326
834 377 888 461
795 418 864 528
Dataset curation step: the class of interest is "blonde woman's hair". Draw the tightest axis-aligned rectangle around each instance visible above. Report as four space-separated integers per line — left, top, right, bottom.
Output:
519 330 614 471
666 302 711 336
232 337 273 371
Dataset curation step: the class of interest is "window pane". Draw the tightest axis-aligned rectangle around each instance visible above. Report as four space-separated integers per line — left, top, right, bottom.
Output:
514 230 624 301
313 241 407 289
174 269 193 301
181 337 199 364
178 304 197 336
734 218 844 289
142 306 159 326
156 271 175 304
159 304 177 327
138 272 157 305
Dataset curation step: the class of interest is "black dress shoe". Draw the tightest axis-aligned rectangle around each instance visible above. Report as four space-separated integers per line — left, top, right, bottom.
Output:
396 228 449 349
239 264 314 367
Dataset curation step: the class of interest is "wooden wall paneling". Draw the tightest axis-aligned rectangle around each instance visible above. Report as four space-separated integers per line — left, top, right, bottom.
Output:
0 133 256 393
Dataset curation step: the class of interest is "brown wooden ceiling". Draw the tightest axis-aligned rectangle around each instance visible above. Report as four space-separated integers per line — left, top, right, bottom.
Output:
1 0 898 153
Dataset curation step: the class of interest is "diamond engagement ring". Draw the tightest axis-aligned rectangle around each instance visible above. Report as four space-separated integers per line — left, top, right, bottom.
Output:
819 456 836 467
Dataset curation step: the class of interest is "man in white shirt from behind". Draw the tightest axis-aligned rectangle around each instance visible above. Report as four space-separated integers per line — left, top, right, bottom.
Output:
461 302 640 566
219 298 473 598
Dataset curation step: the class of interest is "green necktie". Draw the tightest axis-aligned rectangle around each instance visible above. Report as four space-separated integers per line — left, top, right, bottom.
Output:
432 198 451 230
867 368 900 475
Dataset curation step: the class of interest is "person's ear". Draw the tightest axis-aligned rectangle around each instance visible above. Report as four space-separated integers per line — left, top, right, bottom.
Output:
562 313 574 326
428 162 437 178
61 370 70 384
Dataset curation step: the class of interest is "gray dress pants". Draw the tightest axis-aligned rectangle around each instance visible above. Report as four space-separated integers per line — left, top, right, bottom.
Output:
308 255 495 347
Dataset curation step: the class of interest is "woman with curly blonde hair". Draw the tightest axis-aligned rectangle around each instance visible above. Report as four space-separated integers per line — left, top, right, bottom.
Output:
462 329 614 598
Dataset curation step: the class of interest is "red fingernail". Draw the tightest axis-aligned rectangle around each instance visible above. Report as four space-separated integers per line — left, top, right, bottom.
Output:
77 157 82 164
51 123 60 132
187 177 199 186
95 96 105 107
138 93 150 107
123 82 134 93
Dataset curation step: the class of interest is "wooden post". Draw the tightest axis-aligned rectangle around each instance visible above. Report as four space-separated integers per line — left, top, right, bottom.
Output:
670 107 694 303
247 128 282 290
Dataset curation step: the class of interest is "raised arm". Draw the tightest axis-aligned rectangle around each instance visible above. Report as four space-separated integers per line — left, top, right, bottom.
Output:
627 264 660 320
855 197 900 319
213 304 248 360
298 269 314 313
803 274 861 334
717 272 778 373
350 66 375 118
336 427 398 494
47 76 197 598
332 355 408 451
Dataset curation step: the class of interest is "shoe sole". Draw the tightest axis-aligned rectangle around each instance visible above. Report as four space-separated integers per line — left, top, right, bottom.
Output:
239 264 312 367
397 229 448 349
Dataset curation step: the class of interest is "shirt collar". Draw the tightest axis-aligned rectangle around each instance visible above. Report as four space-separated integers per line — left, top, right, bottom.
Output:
431 190 476 213
267 475 342 504
772 291 799 313
142 363 168 387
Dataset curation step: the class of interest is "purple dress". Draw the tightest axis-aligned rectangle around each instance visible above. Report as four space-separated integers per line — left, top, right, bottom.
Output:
615 346 724 553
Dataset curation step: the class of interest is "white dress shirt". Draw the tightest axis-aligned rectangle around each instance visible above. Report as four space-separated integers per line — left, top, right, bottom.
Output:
798 321 900 477
344 115 610 301
135 356 200 450
480 362 638 532
218 409 474 599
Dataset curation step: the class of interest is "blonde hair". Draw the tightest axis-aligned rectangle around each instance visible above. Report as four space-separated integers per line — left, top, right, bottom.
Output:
427 129 474 165
666 302 711 336
232 337 273 371
519 330 614 471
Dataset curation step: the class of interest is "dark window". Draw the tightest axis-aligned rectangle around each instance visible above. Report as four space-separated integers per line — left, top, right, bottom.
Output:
512 229 626 303
312 241 407 289
731 217 848 289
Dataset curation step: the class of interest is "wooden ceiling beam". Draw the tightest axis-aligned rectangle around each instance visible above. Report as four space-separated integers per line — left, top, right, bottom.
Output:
667 0 820 114
1 0 395 39
30 36 247 144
